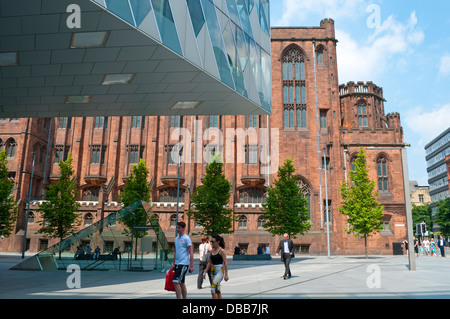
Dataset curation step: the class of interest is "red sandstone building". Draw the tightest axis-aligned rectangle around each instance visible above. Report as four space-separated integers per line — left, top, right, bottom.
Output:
0 20 408 256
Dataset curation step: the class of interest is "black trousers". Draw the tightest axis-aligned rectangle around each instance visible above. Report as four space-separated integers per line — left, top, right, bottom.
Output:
283 253 292 277
198 261 212 289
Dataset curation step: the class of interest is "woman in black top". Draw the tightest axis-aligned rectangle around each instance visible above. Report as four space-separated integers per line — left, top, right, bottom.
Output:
203 234 229 299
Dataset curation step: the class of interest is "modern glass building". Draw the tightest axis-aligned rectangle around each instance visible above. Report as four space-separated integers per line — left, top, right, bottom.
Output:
425 126 450 204
0 0 271 118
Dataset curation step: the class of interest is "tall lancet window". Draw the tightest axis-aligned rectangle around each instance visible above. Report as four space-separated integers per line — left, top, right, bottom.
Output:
282 47 306 128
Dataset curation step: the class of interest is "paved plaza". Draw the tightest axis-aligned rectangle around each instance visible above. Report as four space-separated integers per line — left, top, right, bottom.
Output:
1 251 450 300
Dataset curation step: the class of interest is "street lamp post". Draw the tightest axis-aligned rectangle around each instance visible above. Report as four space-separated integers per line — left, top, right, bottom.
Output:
401 143 416 271
22 152 36 259
174 147 182 238
323 147 330 259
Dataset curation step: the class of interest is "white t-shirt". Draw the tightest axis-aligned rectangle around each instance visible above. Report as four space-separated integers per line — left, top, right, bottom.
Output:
199 243 210 262
175 233 192 265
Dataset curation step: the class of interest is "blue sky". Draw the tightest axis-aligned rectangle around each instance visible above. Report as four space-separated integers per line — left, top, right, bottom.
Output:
270 0 450 185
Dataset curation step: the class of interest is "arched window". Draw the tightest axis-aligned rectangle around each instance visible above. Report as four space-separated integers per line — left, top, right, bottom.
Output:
84 213 94 226
28 212 36 225
257 215 266 228
170 214 177 227
5 138 16 158
316 46 324 64
238 188 266 204
159 187 185 202
82 187 100 201
377 156 388 192
357 103 368 127
297 178 312 218
282 47 306 129
238 215 247 229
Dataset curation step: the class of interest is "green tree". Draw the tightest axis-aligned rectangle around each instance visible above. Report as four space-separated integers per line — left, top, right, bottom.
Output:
435 198 450 238
0 150 18 238
412 203 433 236
119 159 151 259
261 158 311 239
339 147 384 258
188 153 236 236
38 153 81 259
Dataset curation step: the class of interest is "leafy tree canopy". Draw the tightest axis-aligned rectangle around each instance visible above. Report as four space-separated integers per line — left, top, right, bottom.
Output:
261 157 311 239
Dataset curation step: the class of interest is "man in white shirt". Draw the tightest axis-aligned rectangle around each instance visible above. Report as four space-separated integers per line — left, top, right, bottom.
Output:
276 233 295 279
172 221 194 299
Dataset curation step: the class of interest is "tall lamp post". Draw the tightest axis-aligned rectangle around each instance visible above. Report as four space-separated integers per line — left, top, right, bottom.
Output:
323 147 330 259
174 147 182 238
401 143 416 270
22 152 36 259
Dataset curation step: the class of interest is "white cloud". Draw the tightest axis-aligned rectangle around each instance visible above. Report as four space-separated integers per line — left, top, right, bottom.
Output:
403 104 450 146
438 54 450 77
337 11 424 83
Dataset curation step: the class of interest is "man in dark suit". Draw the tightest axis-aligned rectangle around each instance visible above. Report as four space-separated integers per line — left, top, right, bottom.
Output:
276 233 295 279
437 235 446 257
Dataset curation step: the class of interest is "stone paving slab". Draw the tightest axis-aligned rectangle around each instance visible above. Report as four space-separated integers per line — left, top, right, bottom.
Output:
1 253 450 299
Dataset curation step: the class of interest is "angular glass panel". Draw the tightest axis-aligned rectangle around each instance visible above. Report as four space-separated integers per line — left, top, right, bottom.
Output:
201 0 235 89
151 0 183 55
186 0 205 37
29 201 173 271
223 20 247 96
225 0 241 27
130 0 152 26
258 0 270 35
259 48 271 110
232 24 249 71
236 0 254 38
246 0 254 13
105 0 134 25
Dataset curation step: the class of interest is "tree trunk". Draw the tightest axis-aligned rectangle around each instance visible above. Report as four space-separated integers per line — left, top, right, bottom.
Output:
364 235 368 259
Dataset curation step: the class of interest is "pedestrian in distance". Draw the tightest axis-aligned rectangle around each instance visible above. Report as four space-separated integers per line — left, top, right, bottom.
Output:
85 244 92 260
203 234 229 299
276 233 295 279
437 235 446 257
423 237 430 256
172 221 194 299
402 239 408 256
198 236 212 289
93 246 101 260
413 237 419 258
430 238 437 256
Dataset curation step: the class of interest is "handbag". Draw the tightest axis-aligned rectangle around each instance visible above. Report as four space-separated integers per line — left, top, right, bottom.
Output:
165 269 175 291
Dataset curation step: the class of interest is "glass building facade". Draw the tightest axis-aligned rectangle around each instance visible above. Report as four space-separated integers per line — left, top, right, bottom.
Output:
425 127 450 203
0 0 271 118
95 0 271 111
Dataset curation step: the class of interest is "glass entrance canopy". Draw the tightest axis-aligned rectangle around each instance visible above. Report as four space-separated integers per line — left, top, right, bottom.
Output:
13 200 173 271
0 0 271 118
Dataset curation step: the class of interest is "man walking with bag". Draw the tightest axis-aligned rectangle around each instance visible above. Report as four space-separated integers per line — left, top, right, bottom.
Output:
172 222 194 299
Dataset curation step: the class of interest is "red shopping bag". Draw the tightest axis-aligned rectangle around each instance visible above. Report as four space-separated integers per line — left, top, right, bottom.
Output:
165 269 175 291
